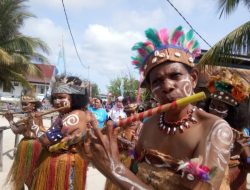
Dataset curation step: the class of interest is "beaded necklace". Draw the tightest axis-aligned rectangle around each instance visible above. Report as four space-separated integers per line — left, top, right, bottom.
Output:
159 107 197 135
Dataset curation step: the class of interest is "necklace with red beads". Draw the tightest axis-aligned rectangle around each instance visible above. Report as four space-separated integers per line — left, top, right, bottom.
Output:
159 107 197 135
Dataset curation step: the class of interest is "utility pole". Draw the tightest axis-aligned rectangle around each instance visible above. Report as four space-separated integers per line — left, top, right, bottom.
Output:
62 34 66 75
87 66 91 97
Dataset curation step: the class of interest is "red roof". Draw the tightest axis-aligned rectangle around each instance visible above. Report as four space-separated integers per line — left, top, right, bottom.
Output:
26 63 55 84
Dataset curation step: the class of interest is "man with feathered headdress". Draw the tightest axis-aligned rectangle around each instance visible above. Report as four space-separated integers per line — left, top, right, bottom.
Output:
77 26 233 189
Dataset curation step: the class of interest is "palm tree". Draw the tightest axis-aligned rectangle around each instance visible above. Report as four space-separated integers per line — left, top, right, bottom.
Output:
199 0 250 66
0 0 49 89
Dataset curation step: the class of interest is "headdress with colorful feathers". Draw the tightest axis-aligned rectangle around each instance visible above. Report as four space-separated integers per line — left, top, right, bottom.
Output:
132 26 201 86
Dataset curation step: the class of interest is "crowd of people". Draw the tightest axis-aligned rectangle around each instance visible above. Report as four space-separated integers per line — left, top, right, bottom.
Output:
2 25 250 190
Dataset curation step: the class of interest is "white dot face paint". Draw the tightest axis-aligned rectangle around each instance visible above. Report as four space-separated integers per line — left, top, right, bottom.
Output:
63 114 79 126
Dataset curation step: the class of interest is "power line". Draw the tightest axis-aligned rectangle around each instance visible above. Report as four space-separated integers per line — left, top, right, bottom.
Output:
61 0 88 69
165 0 212 48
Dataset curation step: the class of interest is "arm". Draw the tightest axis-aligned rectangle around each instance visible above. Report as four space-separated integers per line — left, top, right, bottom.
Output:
29 112 61 147
4 112 27 134
82 120 152 190
203 119 233 189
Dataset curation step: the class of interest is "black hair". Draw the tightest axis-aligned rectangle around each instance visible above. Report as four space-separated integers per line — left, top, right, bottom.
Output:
203 98 249 130
95 97 103 104
34 101 42 110
71 90 89 109
226 100 249 130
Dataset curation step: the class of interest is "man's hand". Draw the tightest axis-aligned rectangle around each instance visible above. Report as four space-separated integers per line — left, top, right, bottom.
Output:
4 112 14 122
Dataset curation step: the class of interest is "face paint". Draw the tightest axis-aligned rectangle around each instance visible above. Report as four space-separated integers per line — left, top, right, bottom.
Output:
179 77 193 97
208 99 229 118
54 98 70 107
150 64 194 104
209 105 228 118
63 114 79 126
151 85 161 94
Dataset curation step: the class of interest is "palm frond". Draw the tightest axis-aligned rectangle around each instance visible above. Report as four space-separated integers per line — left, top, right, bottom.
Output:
218 0 250 18
0 35 50 55
0 48 13 65
199 21 250 67
218 0 240 18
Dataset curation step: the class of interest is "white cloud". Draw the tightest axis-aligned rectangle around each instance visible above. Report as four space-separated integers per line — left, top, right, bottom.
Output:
81 24 143 75
21 18 143 92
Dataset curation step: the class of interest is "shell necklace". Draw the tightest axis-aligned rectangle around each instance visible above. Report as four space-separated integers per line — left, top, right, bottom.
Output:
159 107 197 135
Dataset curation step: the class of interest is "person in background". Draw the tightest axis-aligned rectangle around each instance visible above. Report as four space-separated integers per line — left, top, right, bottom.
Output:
109 96 127 122
89 97 109 128
105 99 112 113
4 91 44 190
29 75 90 190
87 97 95 110
205 68 250 190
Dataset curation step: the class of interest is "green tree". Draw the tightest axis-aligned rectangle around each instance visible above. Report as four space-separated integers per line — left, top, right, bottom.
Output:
199 0 250 66
0 0 49 89
107 76 140 101
91 83 100 97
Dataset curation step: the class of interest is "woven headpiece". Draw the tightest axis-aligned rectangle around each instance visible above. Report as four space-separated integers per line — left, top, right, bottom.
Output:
51 76 87 95
21 95 39 103
208 69 250 106
131 26 201 86
21 88 39 103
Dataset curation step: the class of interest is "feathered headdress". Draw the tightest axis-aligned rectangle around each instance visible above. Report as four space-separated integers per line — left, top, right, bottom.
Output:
208 69 250 106
132 26 201 87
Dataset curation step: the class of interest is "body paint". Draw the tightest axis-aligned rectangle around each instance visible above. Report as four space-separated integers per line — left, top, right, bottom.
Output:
63 114 79 126
109 159 147 190
31 121 45 138
204 119 233 171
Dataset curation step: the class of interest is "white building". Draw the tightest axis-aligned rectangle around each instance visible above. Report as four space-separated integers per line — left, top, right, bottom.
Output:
0 63 56 101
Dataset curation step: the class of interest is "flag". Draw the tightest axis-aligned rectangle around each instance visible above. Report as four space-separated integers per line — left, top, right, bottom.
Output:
56 46 65 75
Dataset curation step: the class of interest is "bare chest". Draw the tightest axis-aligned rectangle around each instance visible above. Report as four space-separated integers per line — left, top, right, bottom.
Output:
140 124 201 159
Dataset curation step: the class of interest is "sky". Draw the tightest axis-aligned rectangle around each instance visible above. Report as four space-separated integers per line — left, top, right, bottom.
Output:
21 0 249 93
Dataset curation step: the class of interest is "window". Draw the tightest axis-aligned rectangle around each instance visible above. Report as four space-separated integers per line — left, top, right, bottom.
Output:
39 85 45 94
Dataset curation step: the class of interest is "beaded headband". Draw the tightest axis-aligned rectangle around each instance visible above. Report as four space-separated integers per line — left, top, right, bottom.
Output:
131 26 201 87
208 69 250 106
